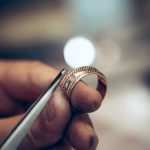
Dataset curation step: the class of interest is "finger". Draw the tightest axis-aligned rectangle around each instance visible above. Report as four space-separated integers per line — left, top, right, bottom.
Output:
0 60 58 101
45 139 72 150
0 88 71 149
0 87 25 116
65 114 98 150
0 114 23 140
0 60 106 113
71 81 104 112
19 88 71 150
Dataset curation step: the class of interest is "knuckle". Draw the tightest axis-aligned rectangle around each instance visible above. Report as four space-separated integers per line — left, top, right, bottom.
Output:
26 60 45 90
30 60 43 67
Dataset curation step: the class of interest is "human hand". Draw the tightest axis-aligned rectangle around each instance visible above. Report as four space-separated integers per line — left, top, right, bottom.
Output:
0 60 106 150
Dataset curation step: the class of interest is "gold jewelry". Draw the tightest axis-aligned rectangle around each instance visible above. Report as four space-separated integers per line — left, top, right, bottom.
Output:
62 66 107 99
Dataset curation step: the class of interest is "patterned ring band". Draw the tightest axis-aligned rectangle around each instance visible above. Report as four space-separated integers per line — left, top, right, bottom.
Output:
62 66 107 99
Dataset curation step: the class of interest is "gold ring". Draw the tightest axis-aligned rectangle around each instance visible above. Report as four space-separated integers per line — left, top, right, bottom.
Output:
62 66 107 99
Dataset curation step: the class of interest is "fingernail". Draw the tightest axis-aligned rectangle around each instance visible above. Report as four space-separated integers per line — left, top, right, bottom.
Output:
98 81 107 98
89 135 98 150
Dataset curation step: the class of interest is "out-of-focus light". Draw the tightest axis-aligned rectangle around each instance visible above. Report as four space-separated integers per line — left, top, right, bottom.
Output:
122 88 150 119
63 36 96 68
98 39 121 66
107 86 150 131
68 0 129 31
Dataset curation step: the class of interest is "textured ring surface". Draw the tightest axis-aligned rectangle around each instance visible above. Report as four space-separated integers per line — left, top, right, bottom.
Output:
62 66 107 99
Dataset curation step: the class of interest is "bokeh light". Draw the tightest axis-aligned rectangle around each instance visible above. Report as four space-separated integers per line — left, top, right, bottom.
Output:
63 36 96 68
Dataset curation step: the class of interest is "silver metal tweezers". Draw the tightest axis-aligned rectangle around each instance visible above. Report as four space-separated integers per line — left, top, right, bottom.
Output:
0 68 67 150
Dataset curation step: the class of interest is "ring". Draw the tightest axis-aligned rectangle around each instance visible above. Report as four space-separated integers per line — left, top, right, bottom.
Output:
62 66 107 99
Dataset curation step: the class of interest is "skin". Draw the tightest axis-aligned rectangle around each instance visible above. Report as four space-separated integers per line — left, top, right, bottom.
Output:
0 60 106 150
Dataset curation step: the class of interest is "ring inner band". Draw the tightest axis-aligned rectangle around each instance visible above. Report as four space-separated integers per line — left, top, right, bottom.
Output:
62 66 107 99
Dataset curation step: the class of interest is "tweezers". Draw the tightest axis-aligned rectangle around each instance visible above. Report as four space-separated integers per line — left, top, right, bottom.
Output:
0 68 67 150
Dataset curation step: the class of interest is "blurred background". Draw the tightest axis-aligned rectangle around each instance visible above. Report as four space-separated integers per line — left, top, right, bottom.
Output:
0 0 150 149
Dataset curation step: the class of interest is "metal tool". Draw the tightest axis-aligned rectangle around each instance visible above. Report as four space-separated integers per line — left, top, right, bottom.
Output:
0 68 67 150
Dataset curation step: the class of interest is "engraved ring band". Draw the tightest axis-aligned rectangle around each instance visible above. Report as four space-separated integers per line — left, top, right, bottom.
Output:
62 66 107 99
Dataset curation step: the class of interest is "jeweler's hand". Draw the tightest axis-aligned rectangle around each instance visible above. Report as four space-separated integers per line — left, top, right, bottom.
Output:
0 60 106 150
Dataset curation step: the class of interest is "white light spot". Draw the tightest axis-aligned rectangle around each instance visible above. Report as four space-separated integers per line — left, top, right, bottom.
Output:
64 36 96 68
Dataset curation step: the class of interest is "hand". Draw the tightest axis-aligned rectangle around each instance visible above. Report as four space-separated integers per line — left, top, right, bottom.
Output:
0 60 105 150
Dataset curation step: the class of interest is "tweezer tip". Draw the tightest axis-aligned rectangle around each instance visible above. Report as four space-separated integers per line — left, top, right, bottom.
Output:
61 68 67 75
